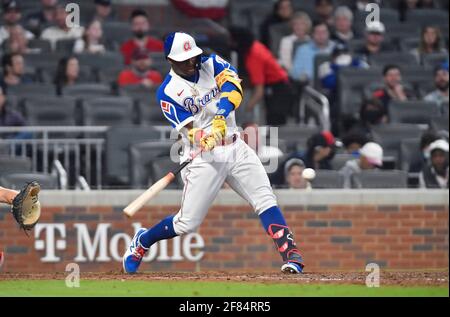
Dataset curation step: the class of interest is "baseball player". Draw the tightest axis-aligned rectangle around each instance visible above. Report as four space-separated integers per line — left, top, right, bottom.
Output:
123 32 304 274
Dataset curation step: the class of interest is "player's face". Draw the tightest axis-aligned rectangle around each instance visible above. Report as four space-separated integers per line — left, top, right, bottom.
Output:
169 57 198 77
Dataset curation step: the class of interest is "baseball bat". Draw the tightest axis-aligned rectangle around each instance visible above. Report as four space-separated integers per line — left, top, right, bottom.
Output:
123 149 202 218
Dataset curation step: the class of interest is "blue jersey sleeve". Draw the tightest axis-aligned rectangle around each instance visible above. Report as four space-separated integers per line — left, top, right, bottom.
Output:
157 83 193 131
207 54 238 77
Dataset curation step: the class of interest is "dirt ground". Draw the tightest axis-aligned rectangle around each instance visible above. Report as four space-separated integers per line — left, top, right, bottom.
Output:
0 271 448 286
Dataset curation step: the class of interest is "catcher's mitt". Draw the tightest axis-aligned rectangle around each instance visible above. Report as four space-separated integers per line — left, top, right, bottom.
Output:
11 181 41 232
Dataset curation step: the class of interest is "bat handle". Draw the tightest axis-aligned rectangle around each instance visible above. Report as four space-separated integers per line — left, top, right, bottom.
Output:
172 149 202 175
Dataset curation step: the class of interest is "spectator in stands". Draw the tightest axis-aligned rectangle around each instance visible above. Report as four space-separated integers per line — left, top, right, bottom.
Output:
318 43 368 135
259 0 294 48
411 26 448 64
229 27 294 126
54 56 80 95
120 9 164 65
424 65 449 109
291 21 335 82
319 43 368 94
341 132 369 156
284 158 308 189
0 86 25 128
314 0 334 27
345 98 388 139
25 0 57 37
278 11 312 73
331 6 354 45
73 20 106 54
0 1 35 47
285 131 337 170
90 0 117 23
355 21 393 64
372 65 415 111
419 139 449 188
409 131 440 173
340 142 383 188
40 4 84 51
0 53 34 91
1 25 32 55
241 122 284 166
117 48 163 88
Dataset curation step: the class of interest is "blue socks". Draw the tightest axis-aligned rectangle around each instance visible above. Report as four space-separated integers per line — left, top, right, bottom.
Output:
138 215 177 249
259 206 287 232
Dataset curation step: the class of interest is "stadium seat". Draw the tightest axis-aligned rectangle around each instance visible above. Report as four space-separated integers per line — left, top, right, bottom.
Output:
399 37 420 53
311 170 344 189
422 53 449 69
55 38 76 54
0 173 59 190
370 52 418 68
268 22 292 57
62 83 113 98
356 170 408 188
75 52 124 71
39 64 96 84
151 157 183 189
23 96 78 126
5 83 57 98
401 67 434 97
128 141 175 189
430 116 449 133
405 9 449 27
105 126 162 186
338 68 382 115
27 39 52 54
24 53 64 70
102 22 133 48
372 123 428 164
273 124 320 152
331 153 356 170
81 97 135 126
389 101 441 125
400 138 422 172
0 156 32 177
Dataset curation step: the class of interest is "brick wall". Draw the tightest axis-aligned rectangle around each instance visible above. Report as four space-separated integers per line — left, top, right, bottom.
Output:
0 191 448 273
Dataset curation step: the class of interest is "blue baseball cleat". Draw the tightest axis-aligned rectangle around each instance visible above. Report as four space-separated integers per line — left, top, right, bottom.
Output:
281 250 304 274
123 228 148 274
281 262 304 274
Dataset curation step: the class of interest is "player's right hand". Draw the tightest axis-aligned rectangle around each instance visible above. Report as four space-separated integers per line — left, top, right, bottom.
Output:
188 128 206 145
200 134 218 152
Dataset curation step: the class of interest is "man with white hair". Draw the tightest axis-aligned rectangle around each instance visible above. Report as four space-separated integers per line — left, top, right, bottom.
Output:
331 6 354 44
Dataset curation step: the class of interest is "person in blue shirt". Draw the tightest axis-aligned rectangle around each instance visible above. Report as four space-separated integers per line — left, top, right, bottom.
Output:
290 21 335 83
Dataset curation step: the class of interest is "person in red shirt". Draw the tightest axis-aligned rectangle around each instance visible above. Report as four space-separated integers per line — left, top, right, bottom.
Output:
120 9 164 65
229 26 295 126
118 48 163 88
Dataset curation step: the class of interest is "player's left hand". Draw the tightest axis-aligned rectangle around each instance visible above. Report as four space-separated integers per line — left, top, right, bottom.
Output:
200 115 227 151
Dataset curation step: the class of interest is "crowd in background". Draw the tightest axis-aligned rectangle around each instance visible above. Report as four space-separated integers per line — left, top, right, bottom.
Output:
0 0 448 189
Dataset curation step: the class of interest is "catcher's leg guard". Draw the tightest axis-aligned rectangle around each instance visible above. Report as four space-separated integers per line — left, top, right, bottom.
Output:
268 224 304 274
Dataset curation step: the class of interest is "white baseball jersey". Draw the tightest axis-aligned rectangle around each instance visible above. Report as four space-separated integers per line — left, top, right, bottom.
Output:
157 54 278 235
